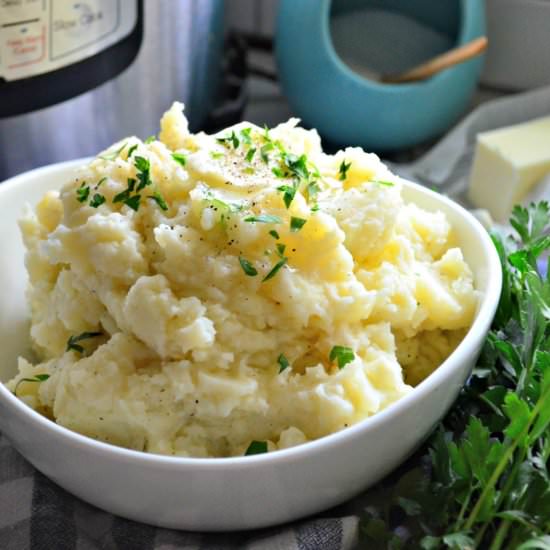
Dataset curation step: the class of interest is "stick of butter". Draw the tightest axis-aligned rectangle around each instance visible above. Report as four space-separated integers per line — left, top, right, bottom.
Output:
468 116 550 221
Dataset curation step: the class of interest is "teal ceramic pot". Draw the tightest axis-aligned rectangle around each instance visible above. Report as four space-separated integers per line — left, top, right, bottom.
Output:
275 0 485 151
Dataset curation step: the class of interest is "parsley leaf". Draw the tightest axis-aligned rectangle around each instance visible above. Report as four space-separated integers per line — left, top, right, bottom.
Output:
276 243 286 257
290 216 307 232
171 152 187 167
239 256 258 277
134 156 151 191
284 153 309 181
338 160 352 180
245 147 256 162
144 135 156 144
272 167 287 178
99 142 127 161
127 144 138 158
13 374 50 395
269 230 280 239
113 179 136 204
124 195 141 211
260 143 273 163
277 183 298 209
66 331 103 354
217 130 239 149
372 180 394 187
243 214 282 224
23 374 49 382
245 440 268 455
278 353 290 373
262 257 287 282
240 127 252 145
148 191 168 211
329 346 355 369
76 183 90 203
89 194 106 208
306 181 320 203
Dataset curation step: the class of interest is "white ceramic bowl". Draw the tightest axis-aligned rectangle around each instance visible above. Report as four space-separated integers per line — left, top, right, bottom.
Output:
0 160 502 531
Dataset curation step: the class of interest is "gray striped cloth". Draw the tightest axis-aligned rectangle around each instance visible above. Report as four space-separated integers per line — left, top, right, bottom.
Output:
0 434 361 550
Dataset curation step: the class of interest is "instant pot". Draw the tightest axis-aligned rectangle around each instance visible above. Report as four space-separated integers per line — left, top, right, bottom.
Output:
0 0 234 180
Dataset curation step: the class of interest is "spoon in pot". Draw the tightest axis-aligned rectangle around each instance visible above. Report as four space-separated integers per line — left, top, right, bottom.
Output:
348 36 488 84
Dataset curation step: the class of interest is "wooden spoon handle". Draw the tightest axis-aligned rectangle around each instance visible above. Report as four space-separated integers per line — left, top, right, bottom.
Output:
381 36 488 84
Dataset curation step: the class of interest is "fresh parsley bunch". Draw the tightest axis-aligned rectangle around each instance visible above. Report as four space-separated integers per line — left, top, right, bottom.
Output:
360 202 550 550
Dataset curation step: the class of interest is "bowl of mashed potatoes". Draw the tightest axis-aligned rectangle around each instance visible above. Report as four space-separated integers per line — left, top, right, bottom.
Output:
0 104 501 530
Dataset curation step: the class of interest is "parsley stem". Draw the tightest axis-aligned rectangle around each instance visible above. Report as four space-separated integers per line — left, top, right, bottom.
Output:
464 385 550 530
476 393 504 417
473 520 491 548
453 486 474 531
485 439 530 544
488 519 511 550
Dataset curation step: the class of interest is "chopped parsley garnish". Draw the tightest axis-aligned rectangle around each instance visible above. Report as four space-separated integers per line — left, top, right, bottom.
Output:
126 144 138 158
272 167 287 178
245 440 268 455
171 152 187 167
66 331 103 354
207 196 229 211
311 204 320 212
284 153 309 181
148 191 168 211
276 243 286 256
240 127 252 145
76 183 90 203
95 177 107 189
239 256 258 277
262 256 287 282
134 156 152 191
277 354 290 373
269 230 280 239
202 195 244 230
124 194 141 211
245 147 256 162
89 194 106 208
329 345 355 369
113 178 136 204
290 216 307 232
277 183 298 209
14 374 50 395
306 181 320 202
244 214 282 224
99 142 127 161
144 135 156 144
217 130 239 149
338 160 352 181
309 164 322 180
210 151 224 160
260 143 274 163
372 180 394 187
113 189 130 203
108 160 164 213
243 167 255 175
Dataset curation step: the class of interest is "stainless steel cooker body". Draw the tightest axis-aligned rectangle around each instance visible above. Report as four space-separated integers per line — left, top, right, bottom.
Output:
0 0 224 180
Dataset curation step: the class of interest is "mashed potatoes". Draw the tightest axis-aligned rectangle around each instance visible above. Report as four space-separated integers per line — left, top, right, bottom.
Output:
7 104 478 457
